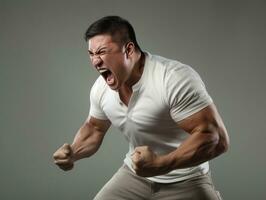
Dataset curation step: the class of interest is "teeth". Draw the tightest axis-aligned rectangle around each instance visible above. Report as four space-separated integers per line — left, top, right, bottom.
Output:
98 69 108 74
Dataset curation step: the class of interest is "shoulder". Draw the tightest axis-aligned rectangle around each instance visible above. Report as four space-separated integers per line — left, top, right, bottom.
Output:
147 53 193 74
146 52 200 85
147 53 183 70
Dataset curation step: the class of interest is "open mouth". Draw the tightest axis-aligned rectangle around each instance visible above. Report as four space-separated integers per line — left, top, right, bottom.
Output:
98 68 115 85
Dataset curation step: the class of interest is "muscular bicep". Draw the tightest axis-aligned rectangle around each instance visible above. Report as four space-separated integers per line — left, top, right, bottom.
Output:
85 116 111 137
70 116 111 161
177 104 228 139
166 104 229 169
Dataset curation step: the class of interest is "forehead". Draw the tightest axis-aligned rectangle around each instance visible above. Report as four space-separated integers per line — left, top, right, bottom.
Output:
88 34 116 51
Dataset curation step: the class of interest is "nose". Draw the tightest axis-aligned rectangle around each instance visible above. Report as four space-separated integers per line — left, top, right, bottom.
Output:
91 55 103 67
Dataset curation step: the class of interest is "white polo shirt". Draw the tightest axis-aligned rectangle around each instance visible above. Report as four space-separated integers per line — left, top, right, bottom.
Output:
89 52 213 183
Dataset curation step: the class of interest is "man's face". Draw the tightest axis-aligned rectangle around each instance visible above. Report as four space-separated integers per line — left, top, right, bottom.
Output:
88 34 130 90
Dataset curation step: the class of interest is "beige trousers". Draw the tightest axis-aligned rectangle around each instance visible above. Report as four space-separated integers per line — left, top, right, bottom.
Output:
93 165 223 200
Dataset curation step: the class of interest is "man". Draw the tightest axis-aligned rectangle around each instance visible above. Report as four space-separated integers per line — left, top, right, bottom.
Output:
53 16 229 199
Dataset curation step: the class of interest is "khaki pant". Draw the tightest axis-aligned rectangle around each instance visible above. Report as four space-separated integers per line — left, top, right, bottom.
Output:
94 165 222 200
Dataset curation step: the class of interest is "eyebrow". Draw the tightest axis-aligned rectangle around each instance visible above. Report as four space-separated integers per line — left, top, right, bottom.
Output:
88 46 108 54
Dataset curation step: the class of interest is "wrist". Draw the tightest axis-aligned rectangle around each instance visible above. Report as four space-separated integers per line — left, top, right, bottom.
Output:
70 144 78 162
156 154 176 174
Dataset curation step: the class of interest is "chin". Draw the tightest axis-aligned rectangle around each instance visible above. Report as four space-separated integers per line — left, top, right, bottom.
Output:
108 84 120 91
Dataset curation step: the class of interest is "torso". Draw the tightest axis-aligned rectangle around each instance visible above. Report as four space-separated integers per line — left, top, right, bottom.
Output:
89 52 212 183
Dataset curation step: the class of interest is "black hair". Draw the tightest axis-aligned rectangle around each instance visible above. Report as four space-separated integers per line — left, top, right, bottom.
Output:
84 16 141 51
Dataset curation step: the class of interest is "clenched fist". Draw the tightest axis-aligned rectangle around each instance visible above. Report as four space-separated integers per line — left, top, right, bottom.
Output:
53 143 74 171
131 146 170 177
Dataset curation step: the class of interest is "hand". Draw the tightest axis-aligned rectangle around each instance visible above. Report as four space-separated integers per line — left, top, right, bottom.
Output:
131 146 170 177
53 143 74 171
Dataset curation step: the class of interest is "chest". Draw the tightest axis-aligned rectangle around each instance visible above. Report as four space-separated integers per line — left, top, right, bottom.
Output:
118 86 132 107
101 87 173 132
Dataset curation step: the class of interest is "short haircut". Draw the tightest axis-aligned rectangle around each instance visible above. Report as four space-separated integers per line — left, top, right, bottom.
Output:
84 16 141 51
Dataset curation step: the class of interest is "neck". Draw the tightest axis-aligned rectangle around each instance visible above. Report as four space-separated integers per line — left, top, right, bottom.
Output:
124 51 145 89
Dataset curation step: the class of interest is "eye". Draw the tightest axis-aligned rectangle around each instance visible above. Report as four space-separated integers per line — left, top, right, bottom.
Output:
98 50 107 56
88 51 94 57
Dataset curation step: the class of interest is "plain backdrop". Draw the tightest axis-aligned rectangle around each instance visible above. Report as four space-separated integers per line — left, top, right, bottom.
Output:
1 0 266 199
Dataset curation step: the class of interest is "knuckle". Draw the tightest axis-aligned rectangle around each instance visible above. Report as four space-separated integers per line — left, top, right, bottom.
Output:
63 150 69 155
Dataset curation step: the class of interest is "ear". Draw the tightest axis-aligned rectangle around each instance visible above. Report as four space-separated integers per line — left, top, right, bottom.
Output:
125 42 135 58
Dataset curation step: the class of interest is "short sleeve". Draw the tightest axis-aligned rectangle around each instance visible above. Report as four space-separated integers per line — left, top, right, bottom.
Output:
165 65 213 122
88 78 109 120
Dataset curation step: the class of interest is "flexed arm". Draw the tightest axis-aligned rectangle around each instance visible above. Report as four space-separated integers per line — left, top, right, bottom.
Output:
53 116 111 171
131 104 229 177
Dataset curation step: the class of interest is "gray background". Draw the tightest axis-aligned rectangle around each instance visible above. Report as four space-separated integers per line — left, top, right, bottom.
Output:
1 0 265 199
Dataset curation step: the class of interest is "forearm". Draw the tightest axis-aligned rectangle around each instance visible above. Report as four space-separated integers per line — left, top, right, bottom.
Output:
162 130 228 171
71 122 104 161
